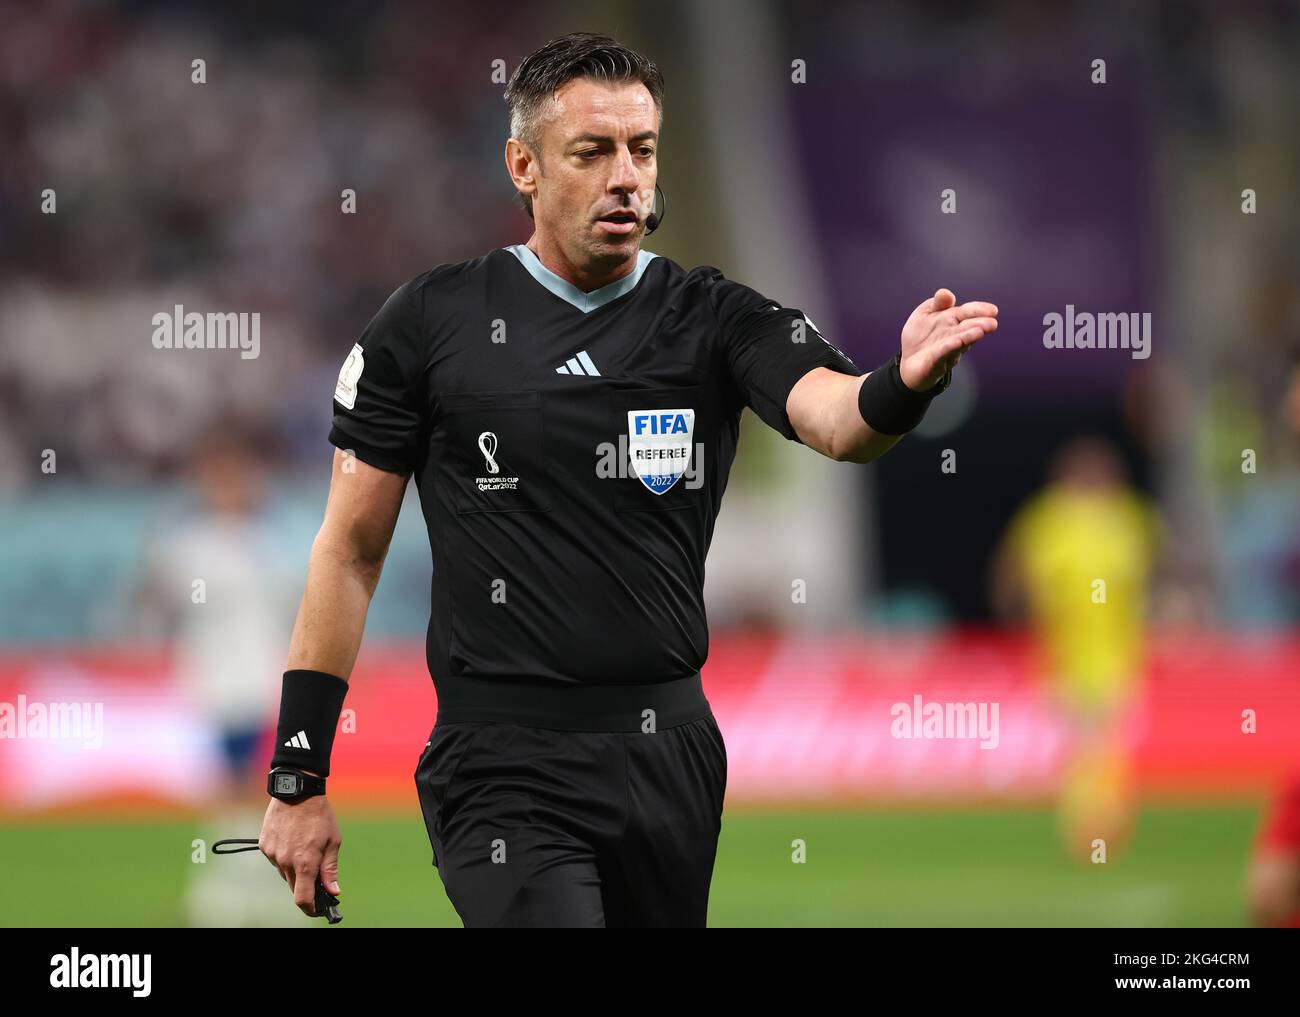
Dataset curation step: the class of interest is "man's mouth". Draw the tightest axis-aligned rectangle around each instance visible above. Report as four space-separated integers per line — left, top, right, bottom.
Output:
596 210 639 235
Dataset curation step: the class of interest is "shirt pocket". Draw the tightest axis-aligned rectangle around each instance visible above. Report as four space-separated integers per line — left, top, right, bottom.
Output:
437 391 551 514
608 385 705 512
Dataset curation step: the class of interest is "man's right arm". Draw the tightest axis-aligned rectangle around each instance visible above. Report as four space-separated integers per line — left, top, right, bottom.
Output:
261 447 408 917
285 447 409 678
263 272 427 917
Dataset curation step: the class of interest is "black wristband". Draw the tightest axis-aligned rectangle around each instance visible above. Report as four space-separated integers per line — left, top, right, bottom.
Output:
270 669 349 777
856 352 951 436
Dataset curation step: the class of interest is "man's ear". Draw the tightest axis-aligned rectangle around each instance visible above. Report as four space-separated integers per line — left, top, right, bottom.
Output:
505 138 538 203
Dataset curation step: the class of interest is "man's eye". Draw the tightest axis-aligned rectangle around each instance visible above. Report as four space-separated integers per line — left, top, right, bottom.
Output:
577 150 600 159
638 148 655 157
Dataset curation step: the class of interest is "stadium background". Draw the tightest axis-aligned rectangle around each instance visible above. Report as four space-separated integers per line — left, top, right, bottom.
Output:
1 0 1298 926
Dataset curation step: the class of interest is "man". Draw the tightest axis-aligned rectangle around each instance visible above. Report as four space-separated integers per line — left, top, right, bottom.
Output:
991 438 1162 862
1248 770 1300 927
135 427 307 926
258 32 998 927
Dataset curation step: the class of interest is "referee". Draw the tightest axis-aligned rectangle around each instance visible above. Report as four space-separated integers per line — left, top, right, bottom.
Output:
258 32 998 927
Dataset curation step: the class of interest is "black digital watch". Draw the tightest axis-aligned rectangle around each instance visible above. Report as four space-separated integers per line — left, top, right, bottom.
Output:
267 766 327 803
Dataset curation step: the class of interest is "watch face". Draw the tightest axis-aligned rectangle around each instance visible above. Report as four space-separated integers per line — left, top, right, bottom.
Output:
273 773 300 796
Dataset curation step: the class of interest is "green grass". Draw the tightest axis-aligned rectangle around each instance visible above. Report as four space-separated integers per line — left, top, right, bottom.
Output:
0 804 1259 927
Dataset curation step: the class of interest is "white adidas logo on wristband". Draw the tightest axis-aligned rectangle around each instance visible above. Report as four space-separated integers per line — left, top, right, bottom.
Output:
283 730 312 749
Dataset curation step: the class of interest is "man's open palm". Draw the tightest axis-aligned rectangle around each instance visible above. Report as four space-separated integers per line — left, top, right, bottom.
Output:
899 288 998 392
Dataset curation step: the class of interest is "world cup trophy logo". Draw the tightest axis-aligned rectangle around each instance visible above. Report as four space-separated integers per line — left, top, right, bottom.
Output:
477 431 499 475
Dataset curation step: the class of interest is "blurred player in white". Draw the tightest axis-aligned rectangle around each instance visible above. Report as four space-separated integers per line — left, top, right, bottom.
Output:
136 427 305 925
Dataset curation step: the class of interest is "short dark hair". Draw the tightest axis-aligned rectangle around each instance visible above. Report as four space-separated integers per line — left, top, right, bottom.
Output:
504 32 664 219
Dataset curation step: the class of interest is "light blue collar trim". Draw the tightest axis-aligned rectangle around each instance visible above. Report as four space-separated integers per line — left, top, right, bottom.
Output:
504 244 657 313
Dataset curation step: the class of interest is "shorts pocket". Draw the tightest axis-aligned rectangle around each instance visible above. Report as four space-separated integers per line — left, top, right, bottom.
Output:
437 391 551 514
415 723 489 863
704 713 728 787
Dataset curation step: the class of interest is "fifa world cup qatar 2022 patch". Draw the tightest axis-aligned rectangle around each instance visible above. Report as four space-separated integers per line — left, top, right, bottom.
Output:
626 408 695 495
334 343 364 410
474 430 521 492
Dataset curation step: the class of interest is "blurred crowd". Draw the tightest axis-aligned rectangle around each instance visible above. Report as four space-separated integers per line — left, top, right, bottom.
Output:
0 1 539 482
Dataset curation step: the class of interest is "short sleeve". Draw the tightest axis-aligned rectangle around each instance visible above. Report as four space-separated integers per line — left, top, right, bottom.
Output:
328 281 426 474
709 273 862 442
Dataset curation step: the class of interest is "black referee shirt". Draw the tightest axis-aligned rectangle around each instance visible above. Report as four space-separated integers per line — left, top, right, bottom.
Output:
328 243 861 693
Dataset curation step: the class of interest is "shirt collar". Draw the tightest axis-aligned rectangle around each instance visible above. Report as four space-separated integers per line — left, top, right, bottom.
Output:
504 243 657 314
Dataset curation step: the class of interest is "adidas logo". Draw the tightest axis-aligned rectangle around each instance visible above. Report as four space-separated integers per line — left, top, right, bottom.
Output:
284 730 312 749
555 350 601 376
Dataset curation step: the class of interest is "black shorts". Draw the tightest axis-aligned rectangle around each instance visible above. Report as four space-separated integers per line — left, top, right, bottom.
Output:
414 673 728 927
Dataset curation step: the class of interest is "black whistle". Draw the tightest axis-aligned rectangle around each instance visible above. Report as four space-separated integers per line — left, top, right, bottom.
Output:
314 878 342 924
212 838 342 924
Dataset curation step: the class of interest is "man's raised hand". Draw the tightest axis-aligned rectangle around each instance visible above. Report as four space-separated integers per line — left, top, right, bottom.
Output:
898 288 998 392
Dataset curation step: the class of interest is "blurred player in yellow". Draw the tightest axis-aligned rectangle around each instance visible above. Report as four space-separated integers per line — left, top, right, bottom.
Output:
991 437 1163 861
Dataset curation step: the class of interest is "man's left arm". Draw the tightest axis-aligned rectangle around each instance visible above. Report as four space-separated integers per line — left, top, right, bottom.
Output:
787 288 998 463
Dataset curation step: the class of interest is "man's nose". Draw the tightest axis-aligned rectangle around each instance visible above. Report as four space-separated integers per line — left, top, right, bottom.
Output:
608 146 640 197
